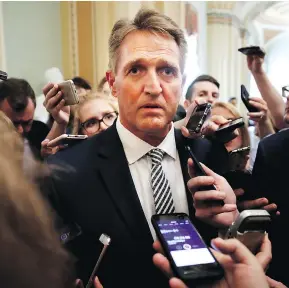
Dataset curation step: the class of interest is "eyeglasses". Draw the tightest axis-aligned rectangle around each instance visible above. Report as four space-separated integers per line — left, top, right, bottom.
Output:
282 85 289 98
81 112 118 134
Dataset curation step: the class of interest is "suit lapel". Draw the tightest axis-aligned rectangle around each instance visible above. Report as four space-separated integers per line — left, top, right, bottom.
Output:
96 125 153 243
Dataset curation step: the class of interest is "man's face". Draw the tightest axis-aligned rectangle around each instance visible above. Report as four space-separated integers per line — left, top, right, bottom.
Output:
109 30 182 140
184 81 219 109
0 98 35 136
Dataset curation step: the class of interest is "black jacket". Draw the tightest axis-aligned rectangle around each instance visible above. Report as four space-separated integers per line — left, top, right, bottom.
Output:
43 124 229 288
248 129 289 285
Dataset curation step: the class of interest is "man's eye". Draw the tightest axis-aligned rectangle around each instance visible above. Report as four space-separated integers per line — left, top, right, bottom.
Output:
161 67 175 76
129 67 140 75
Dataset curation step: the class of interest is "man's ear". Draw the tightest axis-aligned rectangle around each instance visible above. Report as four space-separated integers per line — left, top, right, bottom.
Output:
183 99 191 110
106 71 117 98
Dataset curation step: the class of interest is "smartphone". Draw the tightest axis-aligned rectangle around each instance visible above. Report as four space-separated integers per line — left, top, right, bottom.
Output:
225 210 271 254
216 117 244 134
185 103 212 134
186 146 224 206
58 80 79 106
47 134 88 147
151 213 224 284
0 70 8 81
86 234 111 288
228 146 250 171
241 85 259 113
238 46 265 58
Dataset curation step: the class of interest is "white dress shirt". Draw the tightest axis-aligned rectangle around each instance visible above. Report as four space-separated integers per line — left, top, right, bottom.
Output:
116 119 188 239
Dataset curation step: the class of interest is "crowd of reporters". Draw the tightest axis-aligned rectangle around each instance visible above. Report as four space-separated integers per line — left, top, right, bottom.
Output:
0 7 288 288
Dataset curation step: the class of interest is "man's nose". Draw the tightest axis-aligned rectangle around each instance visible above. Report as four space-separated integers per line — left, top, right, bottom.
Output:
207 95 215 104
144 72 162 96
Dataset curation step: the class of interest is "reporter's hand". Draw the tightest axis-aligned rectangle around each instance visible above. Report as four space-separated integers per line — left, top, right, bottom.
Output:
247 97 268 123
210 238 269 288
234 189 280 215
41 139 60 158
247 55 264 75
187 159 238 228
153 238 269 288
43 82 70 125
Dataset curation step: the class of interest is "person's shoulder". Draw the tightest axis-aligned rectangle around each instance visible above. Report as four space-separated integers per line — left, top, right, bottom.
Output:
260 129 289 151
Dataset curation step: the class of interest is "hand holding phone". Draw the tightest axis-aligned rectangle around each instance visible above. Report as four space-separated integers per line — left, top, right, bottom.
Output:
58 80 79 106
152 213 224 284
207 117 244 144
185 103 212 135
186 146 224 206
241 85 259 113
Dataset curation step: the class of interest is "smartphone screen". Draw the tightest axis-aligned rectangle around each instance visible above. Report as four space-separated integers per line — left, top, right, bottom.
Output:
186 103 211 134
152 214 223 282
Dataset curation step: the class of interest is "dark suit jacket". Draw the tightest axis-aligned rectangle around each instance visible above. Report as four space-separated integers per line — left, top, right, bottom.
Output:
44 124 229 288
248 129 289 285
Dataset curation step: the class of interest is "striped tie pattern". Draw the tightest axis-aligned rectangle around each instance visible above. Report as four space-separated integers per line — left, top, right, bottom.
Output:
148 148 175 214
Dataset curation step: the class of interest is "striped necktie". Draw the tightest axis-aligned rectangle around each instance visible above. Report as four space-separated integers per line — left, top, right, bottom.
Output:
148 148 175 214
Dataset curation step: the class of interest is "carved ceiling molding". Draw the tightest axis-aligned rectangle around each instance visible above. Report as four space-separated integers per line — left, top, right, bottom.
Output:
207 11 250 39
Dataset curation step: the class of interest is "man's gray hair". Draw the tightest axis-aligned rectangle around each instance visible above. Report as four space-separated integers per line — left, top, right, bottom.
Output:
108 8 187 73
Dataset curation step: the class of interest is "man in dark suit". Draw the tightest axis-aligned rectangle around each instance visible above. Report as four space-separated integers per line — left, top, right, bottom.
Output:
43 9 235 288
246 128 289 285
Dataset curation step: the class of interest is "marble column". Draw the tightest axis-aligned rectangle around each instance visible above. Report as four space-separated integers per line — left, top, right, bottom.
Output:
207 11 248 105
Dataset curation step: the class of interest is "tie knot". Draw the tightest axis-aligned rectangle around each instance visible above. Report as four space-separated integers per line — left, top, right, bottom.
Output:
148 148 165 165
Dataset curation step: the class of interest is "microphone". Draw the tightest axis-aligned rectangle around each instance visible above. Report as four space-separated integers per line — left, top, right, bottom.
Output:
86 233 111 288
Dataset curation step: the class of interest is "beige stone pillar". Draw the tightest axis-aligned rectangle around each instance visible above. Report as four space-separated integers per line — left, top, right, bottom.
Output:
207 12 247 104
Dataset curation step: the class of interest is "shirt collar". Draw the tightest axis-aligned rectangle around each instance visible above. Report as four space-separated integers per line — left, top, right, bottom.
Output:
116 118 177 165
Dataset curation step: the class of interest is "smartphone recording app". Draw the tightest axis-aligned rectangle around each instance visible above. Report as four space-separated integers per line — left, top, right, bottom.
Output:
157 219 215 267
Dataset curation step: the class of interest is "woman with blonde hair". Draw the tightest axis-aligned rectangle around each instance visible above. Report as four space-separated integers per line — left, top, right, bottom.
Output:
72 93 118 136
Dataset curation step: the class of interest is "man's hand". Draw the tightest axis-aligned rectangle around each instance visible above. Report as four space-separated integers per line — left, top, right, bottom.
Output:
40 139 67 158
153 237 270 288
247 97 268 123
43 82 70 125
187 159 238 228
247 55 264 75
233 189 279 215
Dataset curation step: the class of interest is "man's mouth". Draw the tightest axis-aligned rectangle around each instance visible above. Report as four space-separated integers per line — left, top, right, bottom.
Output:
141 104 162 109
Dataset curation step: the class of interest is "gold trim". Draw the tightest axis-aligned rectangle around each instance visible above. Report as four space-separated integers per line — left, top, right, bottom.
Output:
76 1 93 85
60 1 78 79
